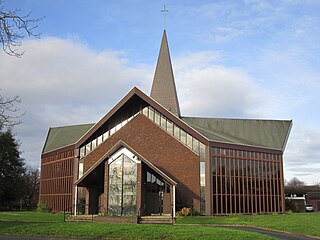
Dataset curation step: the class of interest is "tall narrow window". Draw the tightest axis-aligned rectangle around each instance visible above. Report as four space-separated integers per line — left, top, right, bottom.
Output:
187 134 192 149
86 142 91 154
78 162 84 178
108 154 137 216
91 139 97 150
79 147 85 158
97 135 103 146
173 124 180 139
160 115 166 129
200 162 205 187
180 130 187 144
155 111 160 125
166 120 173 135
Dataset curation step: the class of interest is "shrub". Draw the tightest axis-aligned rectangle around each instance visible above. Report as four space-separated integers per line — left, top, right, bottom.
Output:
37 201 51 213
176 207 191 217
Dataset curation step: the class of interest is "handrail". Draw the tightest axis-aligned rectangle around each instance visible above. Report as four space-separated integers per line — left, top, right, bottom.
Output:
63 204 94 222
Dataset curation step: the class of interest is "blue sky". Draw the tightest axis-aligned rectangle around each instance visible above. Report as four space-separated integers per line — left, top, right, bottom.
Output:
1 0 320 184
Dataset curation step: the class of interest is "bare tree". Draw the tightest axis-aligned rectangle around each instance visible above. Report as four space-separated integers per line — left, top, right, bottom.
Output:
286 177 306 187
21 166 40 210
0 1 42 57
0 93 23 128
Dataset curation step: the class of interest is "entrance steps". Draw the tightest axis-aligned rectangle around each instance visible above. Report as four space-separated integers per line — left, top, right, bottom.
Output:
139 215 174 224
67 214 174 224
67 215 94 222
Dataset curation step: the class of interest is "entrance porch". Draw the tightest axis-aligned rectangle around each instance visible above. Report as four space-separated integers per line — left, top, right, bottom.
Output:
75 145 177 220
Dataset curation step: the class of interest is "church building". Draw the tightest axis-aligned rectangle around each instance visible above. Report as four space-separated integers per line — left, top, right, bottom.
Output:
40 30 292 216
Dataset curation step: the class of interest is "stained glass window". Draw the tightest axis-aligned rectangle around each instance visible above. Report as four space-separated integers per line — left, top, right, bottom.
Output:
108 154 137 215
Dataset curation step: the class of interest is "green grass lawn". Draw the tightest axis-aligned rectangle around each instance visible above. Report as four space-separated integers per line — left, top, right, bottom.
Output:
1 211 319 239
0 211 64 222
0 221 275 240
176 212 320 238
0 211 274 240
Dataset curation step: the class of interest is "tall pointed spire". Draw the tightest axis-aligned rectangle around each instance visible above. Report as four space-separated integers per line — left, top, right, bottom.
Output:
150 30 181 117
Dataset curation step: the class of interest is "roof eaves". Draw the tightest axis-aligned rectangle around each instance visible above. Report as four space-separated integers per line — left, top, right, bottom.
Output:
209 139 283 153
42 143 75 155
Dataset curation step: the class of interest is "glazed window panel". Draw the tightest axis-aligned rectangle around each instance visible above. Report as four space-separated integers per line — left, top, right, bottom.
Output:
143 107 148 116
212 157 216 175
86 142 91 154
122 155 137 215
122 119 128 127
108 154 137 216
180 130 187 144
80 147 85 158
78 162 84 178
154 111 160 125
115 122 122 131
166 120 173 134
200 162 205 187
160 115 166 129
148 107 154 121
97 135 103 146
173 124 180 139
91 139 97 150
187 134 192 149
108 157 123 215
110 126 116 136
200 187 206 215
192 138 199 153
200 143 205 160
103 131 109 141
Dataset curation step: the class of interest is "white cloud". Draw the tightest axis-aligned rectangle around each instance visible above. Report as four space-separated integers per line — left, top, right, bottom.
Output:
284 127 320 184
0 37 152 167
1 32 319 186
174 51 266 118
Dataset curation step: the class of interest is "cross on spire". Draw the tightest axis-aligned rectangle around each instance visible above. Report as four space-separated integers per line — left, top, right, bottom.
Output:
161 5 168 30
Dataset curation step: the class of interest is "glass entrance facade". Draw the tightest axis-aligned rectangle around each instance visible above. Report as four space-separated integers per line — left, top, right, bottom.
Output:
108 154 137 215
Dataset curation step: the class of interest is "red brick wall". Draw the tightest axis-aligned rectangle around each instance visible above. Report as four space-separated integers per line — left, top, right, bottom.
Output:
82 114 200 211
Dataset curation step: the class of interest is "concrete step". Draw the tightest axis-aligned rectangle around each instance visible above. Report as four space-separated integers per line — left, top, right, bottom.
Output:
67 215 94 222
139 215 174 224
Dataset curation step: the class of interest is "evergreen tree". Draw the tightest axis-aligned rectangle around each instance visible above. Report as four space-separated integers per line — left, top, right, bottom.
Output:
0 128 25 209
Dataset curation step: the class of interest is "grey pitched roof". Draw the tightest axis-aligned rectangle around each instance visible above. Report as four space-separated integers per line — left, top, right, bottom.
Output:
42 123 94 154
181 117 292 151
150 30 181 117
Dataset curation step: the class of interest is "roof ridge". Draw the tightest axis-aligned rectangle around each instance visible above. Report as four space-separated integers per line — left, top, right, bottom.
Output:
49 123 95 129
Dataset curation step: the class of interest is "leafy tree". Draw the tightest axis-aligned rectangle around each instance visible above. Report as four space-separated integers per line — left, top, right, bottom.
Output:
0 128 25 209
0 1 42 57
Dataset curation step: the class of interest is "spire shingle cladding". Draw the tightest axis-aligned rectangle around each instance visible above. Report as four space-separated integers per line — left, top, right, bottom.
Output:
150 30 181 117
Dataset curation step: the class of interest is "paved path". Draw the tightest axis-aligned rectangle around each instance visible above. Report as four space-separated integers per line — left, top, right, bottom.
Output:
223 226 318 240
